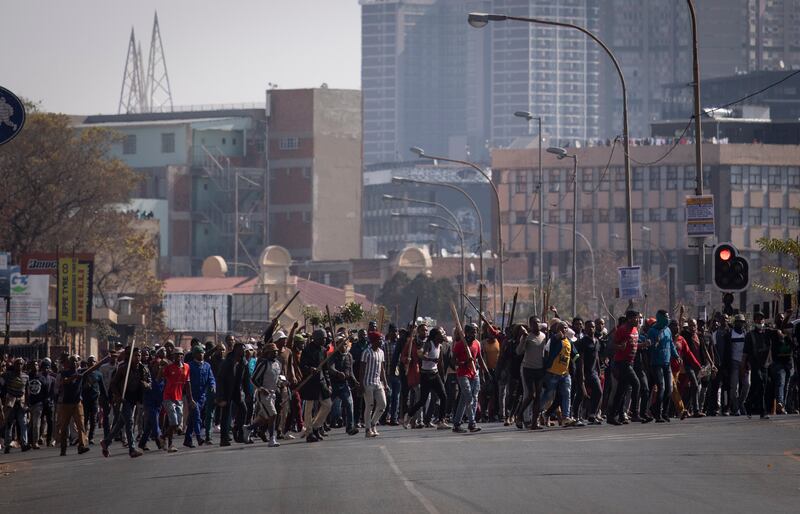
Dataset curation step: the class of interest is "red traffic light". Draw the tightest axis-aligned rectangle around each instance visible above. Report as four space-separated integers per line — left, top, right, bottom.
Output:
719 248 732 261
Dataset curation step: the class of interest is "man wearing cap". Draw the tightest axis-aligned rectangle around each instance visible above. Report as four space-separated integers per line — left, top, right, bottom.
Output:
55 355 96 456
98 347 120 444
329 335 359 435
743 311 772 419
159 347 195 452
101 347 150 458
26 359 54 449
359 331 388 437
539 322 580 427
186 345 216 447
249 343 283 446
81 355 102 445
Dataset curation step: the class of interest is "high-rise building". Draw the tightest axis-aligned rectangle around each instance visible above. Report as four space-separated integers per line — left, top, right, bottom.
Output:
360 0 491 166
598 0 800 138
489 0 601 148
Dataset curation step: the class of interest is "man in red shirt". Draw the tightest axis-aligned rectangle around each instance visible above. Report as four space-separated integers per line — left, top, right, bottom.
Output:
452 323 488 433
609 311 642 425
159 348 195 452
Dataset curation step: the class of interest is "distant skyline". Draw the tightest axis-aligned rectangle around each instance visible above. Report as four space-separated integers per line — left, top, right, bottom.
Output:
3 0 361 114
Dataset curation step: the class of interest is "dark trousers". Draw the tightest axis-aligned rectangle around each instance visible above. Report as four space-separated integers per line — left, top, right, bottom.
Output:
220 398 245 443
651 365 673 419
573 371 602 420
102 400 135 452
685 368 701 413
331 382 354 431
748 367 769 416
186 398 205 441
612 362 640 420
409 372 447 422
83 397 99 441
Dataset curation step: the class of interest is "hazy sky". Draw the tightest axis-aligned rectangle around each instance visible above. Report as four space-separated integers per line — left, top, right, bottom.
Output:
3 0 361 114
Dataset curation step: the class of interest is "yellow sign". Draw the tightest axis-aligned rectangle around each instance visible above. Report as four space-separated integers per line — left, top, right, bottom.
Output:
58 257 92 327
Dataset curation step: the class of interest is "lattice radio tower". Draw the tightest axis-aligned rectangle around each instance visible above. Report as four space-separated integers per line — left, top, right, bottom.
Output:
118 12 174 114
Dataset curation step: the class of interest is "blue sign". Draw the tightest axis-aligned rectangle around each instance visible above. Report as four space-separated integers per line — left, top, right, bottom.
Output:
0 86 26 146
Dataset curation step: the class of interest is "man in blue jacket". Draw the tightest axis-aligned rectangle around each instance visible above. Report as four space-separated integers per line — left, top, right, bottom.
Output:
186 345 216 447
648 310 680 422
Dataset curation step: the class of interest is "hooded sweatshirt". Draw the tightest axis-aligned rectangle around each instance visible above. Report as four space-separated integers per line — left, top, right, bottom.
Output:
647 315 679 367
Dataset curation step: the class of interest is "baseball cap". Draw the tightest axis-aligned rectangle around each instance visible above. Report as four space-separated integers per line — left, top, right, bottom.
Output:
274 330 287 340
734 314 746 322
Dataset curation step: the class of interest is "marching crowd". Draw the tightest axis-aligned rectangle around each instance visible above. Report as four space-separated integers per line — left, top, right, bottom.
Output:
1 306 798 458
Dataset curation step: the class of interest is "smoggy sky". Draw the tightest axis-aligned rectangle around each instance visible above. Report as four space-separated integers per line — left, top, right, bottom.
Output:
3 0 361 114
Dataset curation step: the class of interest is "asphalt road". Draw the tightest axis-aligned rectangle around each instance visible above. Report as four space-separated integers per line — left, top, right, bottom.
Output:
1 416 798 513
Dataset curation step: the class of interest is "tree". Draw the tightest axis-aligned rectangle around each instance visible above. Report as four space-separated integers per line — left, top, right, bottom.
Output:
0 111 163 331
756 233 800 306
376 272 457 326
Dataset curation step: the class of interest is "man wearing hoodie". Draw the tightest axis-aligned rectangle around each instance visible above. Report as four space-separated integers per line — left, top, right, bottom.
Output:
648 310 681 422
743 311 772 419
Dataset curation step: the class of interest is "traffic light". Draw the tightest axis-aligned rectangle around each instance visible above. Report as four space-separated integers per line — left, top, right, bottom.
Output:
712 243 749 292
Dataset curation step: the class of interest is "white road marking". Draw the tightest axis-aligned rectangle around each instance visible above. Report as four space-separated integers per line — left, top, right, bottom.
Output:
380 445 440 514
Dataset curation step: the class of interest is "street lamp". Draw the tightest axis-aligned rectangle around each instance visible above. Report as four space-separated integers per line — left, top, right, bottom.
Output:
429 222 471 310
546 146 579 318
530 220 596 311
513 111 544 314
409 146 506 316
468 11 634 271
384 195 466 310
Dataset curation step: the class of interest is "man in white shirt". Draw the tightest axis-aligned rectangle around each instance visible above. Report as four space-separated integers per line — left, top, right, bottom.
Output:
359 331 388 438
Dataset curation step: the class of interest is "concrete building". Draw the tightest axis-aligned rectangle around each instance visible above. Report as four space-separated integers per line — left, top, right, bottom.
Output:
492 143 800 300
79 87 362 276
360 0 492 166
362 161 494 259
490 0 601 148
266 88 362 262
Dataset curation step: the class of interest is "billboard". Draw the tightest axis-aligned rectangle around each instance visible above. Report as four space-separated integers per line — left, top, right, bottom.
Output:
163 294 230 333
57 257 94 327
0 269 49 332
231 294 270 322
20 252 94 275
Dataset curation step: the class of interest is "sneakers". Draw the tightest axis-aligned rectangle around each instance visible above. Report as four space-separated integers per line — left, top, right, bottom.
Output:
268 439 280 448
347 428 360 436
284 433 296 440
402 413 410 429
306 433 319 443
100 440 110 458
77 447 90 455
436 421 451 430
167 445 178 453
183 439 196 448
129 449 143 458
562 417 577 427
423 421 435 428
365 428 377 438
468 424 482 433
452 425 468 434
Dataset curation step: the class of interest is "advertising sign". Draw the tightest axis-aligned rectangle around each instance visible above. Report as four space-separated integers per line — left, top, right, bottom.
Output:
618 266 643 300
0 270 50 331
57 257 93 327
686 195 715 238
21 252 94 275
163 294 230 333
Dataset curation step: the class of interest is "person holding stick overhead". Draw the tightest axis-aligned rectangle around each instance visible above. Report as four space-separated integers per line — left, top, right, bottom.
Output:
56 354 110 456
100 347 150 458
299 329 332 443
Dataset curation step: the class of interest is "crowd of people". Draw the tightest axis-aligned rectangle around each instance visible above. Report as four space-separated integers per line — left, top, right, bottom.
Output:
1 306 798 458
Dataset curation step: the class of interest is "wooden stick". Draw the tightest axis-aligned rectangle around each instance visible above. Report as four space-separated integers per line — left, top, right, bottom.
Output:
377 305 386 333
450 301 476 374
120 336 137 401
212 308 218 347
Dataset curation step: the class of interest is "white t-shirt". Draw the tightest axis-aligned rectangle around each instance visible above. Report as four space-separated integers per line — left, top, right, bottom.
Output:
421 342 440 373
730 329 746 363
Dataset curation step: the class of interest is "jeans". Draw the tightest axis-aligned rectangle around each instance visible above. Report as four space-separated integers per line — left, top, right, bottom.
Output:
83 396 99 442
445 374 458 419
363 384 387 429
454 375 480 426
4 402 28 447
748 367 769 416
409 372 447 422
573 371 602 420
770 362 793 406
387 376 401 422
684 368 701 413
204 388 217 439
331 382 354 431
100 395 113 442
28 402 44 445
139 402 161 447
103 400 135 452
612 362 640 420
186 398 205 442
539 373 572 418
651 365 673 418
516 367 544 423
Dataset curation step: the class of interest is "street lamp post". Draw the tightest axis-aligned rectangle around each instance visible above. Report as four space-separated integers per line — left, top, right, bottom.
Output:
547 146 578 317
530 220 596 312
468 12 634 272
383 194 466 312
514 111 544 315
409 146 505 317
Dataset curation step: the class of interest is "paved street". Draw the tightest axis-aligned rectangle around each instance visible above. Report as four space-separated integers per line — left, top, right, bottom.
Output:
1 416 798 513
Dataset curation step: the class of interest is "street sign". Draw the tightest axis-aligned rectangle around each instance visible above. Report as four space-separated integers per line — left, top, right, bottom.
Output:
0 86 26 145
686 195 715 238
618 266 642 300
694 289 712 307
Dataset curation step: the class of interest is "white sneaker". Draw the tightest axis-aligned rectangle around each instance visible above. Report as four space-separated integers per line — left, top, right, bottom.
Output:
268 439 280 448
284 433 296 440
372 427 380 436
402 413 410 429
365 428 377 438
436 421 451 430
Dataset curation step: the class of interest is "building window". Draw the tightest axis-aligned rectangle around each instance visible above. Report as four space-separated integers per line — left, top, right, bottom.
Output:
632 168 643 190
161 133 175 153
222 137 227 145
788 209 800 226
730 166 743 189
615 168 625 191
614 208 626 222
633 209 644 222
666 208 678 221
515 171 527 193
598 171 610 191
769 208 781 225
302 167 311 179
548 210 560 223
122 134 137 155
684 168 695 190
302 211 311 224
514 211 527 225
566 209 574 223
731 208 743 225
280 137 300 150
598 208 609 222
649 168 661 190
768 167 782 186
748 208 762 225
582 169 593 192
748 166 763 187
649 208 662 222
582 209 593 223
788 167 800 188
666 167 678 190
548 170 560 192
